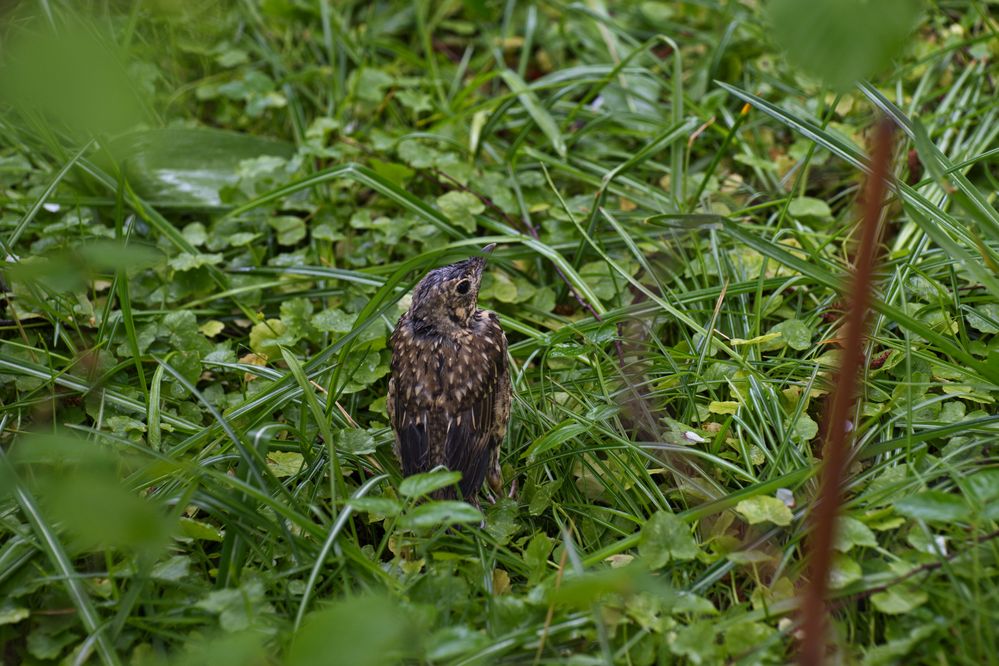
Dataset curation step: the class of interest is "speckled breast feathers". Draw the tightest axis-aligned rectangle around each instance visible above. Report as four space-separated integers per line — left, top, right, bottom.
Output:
387 248 510 500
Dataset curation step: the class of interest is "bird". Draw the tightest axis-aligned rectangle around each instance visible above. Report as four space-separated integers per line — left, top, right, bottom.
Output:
387 243 511 503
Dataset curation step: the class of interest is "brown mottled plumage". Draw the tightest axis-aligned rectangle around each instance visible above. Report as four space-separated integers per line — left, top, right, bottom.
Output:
387 244 511 501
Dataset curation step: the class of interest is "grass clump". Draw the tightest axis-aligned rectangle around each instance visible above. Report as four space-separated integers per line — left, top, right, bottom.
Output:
0 1 997 664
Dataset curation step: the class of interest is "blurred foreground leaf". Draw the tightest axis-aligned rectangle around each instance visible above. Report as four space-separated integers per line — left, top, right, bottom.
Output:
11 432 173 556
288 595 419 666
106 128 294 209
769 0 923 90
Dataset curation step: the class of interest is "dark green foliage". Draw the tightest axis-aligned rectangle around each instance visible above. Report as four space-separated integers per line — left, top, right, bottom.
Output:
0 1 997 664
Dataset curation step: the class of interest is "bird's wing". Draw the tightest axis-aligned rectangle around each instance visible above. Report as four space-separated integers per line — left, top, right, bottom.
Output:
444 315 508 498
389 321 433 477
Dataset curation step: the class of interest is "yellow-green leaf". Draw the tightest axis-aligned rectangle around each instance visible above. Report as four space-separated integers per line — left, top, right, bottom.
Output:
729 332 782 346
267 451 304 478
199 319 225 337
735 496 793 526
708 401 740 415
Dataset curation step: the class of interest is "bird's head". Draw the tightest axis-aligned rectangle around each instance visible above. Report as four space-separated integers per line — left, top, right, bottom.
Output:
409 243 495 332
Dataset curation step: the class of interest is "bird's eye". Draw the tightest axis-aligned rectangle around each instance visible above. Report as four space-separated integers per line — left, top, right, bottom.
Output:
455 279 471 295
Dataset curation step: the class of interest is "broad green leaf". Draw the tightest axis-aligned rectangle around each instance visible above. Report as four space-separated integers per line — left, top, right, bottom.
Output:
179 517 223 542
288 595 417 666
708 401 739 415
339 349 390 393
907 275 945 301
735 496 794 526
267 451 305 478
895 491 972 522
861 623 938 666
39 471 173 555
483 498 519 546
871 585 927 615
249 319 288 357
480 271 519 302
750 576 795 611
726 549 775 565
76 240 163 272
169 252 223 271
667 590 717 615
106 415 146 439
724 622 776 660
369 158 414 186
967 303 999 334
398 470 463 498
350 67 394 104
938 400 966 423
397 140 440 169
0 604 29 626
347 497 403 517
215 46 248 68
335 429 377 455
531 285 556 312
639 511 699 568
436 190 484 233
269 216 306 245
964 469 999 504
769 0 923 91
208 70 287 117
770 319 813 351
524 532 554 584
228 231 260 246
107 128 294 208
550 566 664 607
311 224 342 242
182 222 207 245
907 529 948 556
669 621 718 665
790 413 819 443
311 308 357 334
788 197 832 220
27 627 78 660
395 89 433 114
400 500 482 529
835 516 878 552
199 319 225 337
197 581 271 632
171 631 266 666
828 553 862 589
151 555 191 582
425 625 490 661
580 259 632 300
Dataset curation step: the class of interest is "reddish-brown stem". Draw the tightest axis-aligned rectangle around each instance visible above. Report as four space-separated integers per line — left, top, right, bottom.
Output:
798 118 894 665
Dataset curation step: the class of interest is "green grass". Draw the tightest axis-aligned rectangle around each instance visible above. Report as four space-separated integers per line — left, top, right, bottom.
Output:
1 1 998 664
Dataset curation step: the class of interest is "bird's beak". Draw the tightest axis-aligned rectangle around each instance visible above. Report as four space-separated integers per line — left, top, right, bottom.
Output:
480 243 497 256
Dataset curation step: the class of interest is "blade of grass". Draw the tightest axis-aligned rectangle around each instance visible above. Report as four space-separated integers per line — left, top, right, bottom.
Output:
292 473 388 631
498 69 567 159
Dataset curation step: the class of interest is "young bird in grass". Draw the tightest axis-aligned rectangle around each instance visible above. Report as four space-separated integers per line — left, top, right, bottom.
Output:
387 244 511 503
